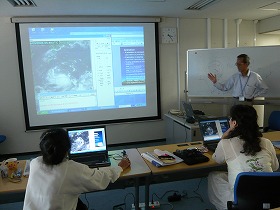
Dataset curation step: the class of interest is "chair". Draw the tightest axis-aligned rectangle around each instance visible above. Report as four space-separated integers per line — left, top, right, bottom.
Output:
0 135 6 143
227 172 280 210
263 111 280 132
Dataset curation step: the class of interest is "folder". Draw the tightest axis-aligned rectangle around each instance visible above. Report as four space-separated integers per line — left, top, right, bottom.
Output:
141 149 183 167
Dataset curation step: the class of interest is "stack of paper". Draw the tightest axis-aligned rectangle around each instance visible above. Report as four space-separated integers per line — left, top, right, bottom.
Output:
141 149 183 167
272 141 280 149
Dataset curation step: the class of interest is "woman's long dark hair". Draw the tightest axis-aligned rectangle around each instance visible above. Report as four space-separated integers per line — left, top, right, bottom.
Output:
227 105 262 156
40 128 71 165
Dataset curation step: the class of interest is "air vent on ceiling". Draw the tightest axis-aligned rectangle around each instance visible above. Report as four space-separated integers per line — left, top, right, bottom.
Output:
7 0 36 7
185 0 218 10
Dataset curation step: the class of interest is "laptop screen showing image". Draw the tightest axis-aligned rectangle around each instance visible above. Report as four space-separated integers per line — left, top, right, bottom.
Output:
68 126 107 156
198 117 230 143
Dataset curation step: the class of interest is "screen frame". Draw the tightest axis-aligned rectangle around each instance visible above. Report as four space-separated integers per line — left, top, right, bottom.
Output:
15 21 161 131
67 126 108 156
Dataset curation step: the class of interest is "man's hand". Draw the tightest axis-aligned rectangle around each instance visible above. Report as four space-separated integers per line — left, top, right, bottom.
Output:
208 73 217 84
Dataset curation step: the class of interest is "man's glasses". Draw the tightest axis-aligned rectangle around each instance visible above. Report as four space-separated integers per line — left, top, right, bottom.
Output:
235 62 245 66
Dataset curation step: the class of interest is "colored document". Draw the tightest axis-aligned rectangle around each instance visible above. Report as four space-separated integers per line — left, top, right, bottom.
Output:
141 149 183 167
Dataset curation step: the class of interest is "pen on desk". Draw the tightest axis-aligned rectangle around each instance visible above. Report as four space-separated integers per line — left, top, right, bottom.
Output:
151 160 162 167
141 152 163 167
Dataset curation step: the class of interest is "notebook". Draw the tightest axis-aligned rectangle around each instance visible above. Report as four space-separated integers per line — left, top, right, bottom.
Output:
67 126 111 168
182 101 195 119
181 101 207 123
198 117 230 152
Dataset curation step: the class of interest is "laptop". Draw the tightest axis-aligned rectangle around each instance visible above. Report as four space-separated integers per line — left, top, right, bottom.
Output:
181 101 207 123
198 117 230 152
67 126 111 168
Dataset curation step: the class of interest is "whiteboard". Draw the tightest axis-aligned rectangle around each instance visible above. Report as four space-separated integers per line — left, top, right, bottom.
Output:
187 46 280 98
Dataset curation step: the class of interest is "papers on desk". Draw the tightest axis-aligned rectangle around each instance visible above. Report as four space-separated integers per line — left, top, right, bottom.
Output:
141 149 183 167
272 141 280 149
23 159 31 177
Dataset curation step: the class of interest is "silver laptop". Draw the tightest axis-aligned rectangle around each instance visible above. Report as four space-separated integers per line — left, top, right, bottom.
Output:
67 126 111 168
198 117 230 152
182 101 208 123
181 101 196 123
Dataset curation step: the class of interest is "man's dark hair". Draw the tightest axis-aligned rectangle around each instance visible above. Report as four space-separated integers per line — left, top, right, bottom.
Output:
237 54 250 65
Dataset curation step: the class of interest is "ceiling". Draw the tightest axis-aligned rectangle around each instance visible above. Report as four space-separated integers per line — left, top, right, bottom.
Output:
1 0 280 21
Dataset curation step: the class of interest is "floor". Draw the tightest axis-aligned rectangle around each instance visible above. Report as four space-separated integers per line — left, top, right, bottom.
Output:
0 140 217 210
0 178 217 210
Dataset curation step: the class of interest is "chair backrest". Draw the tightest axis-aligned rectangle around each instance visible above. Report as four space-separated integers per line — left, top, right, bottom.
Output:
0 135 6 143
228 172 280 210
268 111 280 131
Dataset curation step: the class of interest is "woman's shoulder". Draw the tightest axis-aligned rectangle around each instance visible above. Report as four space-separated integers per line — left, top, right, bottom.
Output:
30 156 42 164
67 159 89 170
222 136 241 143
259 137 273 145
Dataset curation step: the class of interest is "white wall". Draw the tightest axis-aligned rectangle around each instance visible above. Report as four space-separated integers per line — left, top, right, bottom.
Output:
0 16 279 154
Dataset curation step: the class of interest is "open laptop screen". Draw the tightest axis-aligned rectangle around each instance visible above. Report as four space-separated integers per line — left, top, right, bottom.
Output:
182 101 194 119
198 117 229 142
67 126 107 155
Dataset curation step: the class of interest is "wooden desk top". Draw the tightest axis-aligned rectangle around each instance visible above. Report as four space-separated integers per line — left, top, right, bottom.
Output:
138 130 280 174
0 148 151 194
262 131 280 141
137 142 220 175
1 132 279 195
262 131 280 155
109 148 151 179
0 160 28 194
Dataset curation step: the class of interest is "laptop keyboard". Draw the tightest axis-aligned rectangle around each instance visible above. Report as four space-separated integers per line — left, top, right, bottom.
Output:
173 149 209 165
81 158 110 168
206 144 218 152
73 155 110 166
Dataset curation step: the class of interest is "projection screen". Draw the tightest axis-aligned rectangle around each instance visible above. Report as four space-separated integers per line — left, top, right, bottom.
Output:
15 20 160 130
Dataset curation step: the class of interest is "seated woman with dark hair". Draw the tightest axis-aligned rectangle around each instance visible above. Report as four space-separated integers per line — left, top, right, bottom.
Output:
208 105 279 210
23 128 130 210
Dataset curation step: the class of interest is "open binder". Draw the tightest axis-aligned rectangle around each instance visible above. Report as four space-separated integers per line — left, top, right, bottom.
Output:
141 149 183 167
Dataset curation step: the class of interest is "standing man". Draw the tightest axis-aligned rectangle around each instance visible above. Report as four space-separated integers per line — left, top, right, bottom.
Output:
208 54 268 104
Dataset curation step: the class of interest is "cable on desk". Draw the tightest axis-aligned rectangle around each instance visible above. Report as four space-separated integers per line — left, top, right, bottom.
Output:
112 153 124 160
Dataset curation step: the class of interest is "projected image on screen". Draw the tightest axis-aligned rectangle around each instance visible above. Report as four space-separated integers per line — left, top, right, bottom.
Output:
29 27 146 115
17 22 159 129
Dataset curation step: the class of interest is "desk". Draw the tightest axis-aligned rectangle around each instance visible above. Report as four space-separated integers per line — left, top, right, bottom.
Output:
263 131 280 141
1 132 280 209
165 113 202 143
0 148 151 209
138 142 227 209
263 131 280 155
108 149 151 209
0 160 28 203
138 131 280 208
